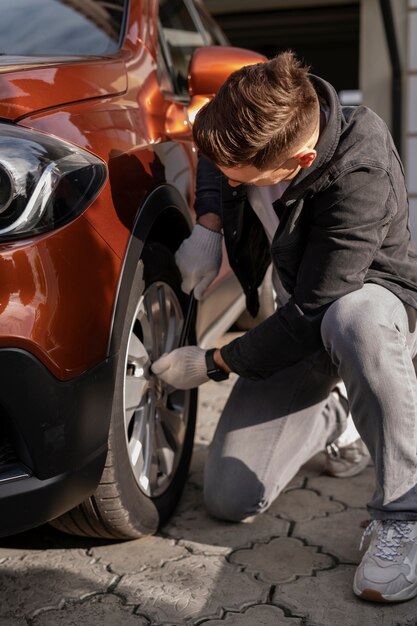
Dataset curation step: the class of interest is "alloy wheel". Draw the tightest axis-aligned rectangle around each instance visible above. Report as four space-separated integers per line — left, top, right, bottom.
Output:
123 281 189 497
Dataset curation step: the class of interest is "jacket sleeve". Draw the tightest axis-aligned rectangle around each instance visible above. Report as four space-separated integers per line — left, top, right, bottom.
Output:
220 166 395 379
194 153 223 218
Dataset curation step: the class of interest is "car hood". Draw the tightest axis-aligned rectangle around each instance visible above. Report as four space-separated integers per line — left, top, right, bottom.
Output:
0 55 127 120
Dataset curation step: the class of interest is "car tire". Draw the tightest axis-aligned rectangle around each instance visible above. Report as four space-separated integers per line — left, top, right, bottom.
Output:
50 242 197 539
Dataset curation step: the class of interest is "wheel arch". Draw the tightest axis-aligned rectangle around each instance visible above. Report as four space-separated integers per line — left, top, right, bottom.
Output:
108 184 192 357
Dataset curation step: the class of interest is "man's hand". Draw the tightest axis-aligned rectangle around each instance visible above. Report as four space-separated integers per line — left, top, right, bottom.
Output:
175 219 222 300
151 346 209 389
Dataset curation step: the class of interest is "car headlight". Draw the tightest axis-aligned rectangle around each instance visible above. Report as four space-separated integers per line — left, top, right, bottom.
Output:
0 123 107 241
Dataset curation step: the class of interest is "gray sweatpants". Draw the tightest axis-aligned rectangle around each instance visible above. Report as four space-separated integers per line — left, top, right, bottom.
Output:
204 284 417 522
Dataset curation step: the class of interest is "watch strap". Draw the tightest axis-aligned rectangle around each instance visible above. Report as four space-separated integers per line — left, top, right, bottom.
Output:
205 348 229 381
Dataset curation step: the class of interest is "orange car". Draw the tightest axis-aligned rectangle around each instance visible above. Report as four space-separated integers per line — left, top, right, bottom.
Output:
0 0 263 538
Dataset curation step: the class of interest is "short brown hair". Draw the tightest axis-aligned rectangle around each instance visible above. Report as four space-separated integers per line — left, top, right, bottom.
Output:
193 51 319 170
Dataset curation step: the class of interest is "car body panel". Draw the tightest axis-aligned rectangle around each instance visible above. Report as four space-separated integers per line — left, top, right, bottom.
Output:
18 90 196 259
0 0 262 536
0 347 115 536
0 57 128 121
8 38 247 377
0 215 120 379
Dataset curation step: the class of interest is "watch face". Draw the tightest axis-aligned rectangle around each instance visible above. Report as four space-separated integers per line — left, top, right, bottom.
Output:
210 368 229 381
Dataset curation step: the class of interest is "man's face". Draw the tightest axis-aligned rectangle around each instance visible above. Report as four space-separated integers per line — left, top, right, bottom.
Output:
219 157 302 188
218 123 320 188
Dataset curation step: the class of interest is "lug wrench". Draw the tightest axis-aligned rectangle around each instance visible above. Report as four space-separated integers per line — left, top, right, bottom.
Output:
179 290 197 348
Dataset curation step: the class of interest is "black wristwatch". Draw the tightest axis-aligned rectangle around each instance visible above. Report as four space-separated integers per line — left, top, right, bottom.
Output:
205 348 229 381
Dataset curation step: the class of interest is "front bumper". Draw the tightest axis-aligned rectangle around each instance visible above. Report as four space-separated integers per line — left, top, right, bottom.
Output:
0 348 117 537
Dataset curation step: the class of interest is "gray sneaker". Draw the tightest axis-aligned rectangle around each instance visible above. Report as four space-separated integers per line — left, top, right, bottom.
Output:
325 438 370 478
354 520 417 602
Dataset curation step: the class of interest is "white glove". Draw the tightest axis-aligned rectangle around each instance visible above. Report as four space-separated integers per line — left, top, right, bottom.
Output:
151 346 209 389
175 223 222 300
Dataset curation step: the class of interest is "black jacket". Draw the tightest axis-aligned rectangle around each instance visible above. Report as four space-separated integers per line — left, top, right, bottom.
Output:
194 76 417 379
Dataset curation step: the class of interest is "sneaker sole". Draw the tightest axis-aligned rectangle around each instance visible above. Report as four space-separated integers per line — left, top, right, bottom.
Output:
353 582 417 603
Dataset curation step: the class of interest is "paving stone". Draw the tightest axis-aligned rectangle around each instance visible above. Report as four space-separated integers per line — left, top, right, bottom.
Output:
0 331 387 625
189 443 208 477
0 550 116 620
282 475 305 491
163 505 289 555
195 377 237 444
0 549 24 562
229 537 333 583
269 488 345 522
199 604 302 625
198 377 236 413
293 508 369 564
188 446 210 491
195 418 221 446
0 526 104 553
274 564 417 626
116 554 270 625
90 535 188 575
175 479 204 513
31 594 150 626
0 527 58 559
297 451 328 477
307 465 375 509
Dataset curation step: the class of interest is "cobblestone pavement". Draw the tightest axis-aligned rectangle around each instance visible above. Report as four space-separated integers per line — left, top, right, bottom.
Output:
1 373 417 625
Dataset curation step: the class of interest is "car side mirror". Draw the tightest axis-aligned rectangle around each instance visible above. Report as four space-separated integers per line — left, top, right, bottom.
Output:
165 46 266 139
188 46 266 99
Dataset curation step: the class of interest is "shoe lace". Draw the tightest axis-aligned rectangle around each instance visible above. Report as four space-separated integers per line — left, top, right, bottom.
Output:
359 520 417 561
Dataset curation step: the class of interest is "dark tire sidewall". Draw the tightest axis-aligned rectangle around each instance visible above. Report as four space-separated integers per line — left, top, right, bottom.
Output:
108 242 197 535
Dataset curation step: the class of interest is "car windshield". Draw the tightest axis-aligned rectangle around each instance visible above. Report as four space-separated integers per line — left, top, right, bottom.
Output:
0 0 127 57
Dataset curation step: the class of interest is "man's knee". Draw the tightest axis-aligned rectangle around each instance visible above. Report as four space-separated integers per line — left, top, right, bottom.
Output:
203 456 265 522
321 287 384 351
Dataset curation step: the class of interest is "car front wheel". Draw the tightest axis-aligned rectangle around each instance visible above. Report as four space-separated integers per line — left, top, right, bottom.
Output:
50 242 197 539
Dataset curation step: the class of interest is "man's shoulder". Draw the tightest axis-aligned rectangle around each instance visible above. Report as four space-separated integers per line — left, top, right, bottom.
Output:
341 105 389 138
326 105 392 178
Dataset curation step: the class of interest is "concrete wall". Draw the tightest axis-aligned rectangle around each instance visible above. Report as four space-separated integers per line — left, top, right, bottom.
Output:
359 0 391 125
356 0 416 237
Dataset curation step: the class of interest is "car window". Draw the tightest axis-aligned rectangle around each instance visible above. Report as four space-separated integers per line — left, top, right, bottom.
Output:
158 0 205 98
192 0 229 46
0 0 128 56
157 38 176 95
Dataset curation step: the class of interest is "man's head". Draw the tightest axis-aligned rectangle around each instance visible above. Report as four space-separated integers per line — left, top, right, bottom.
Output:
193 50 320 187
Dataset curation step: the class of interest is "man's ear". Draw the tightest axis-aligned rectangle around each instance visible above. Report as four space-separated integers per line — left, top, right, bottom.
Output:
295 148 317 169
